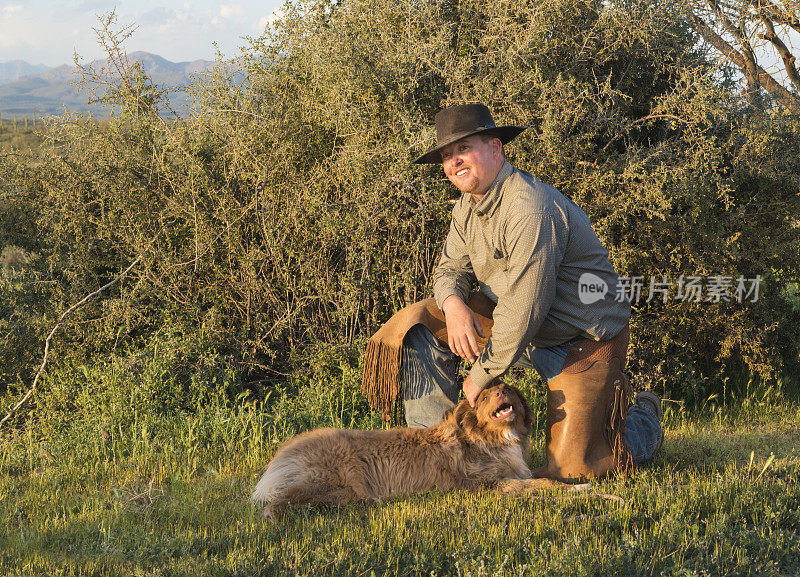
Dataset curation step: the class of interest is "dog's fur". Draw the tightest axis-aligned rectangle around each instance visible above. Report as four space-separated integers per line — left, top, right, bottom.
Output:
252 383 570 517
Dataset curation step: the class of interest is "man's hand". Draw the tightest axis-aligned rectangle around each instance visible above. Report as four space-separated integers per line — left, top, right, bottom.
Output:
462 375 481 407
441 295 485 362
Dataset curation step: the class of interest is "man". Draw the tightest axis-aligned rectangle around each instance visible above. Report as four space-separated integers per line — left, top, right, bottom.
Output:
401 103 662 479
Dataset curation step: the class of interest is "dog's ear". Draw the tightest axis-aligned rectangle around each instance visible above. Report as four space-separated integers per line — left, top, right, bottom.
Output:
452 400 479 435
506 385 533 434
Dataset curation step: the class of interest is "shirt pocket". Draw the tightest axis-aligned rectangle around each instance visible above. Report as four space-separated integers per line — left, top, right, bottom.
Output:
493 247 509 272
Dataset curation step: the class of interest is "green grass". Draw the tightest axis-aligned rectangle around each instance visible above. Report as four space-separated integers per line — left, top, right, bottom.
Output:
1 368 799 576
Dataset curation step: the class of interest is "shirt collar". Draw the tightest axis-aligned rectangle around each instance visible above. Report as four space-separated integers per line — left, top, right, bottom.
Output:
471 161 513 219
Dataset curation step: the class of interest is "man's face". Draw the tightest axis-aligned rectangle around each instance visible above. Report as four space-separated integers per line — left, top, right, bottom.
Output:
440 135 503 199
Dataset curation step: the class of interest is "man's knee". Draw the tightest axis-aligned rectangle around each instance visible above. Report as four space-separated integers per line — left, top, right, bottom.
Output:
401 324 461 427
403 324 448 354
624 401 663 464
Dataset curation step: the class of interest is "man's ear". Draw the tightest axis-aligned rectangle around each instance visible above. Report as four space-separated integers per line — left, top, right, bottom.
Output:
491 137 504 160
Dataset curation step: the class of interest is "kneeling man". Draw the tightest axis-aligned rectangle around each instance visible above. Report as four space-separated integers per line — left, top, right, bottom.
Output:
399 103 662 480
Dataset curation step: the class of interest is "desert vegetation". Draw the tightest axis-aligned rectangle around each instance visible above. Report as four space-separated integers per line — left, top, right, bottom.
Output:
1 0 799 574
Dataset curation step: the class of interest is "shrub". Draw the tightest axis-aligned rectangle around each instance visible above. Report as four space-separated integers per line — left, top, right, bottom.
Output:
0 0 797 414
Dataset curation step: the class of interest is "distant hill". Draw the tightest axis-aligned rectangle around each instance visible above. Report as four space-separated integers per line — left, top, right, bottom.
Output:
0 61 52 85
0 52 217 118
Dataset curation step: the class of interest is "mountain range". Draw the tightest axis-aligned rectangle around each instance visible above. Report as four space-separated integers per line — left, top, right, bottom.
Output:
0 60 52 84
0 52 216 117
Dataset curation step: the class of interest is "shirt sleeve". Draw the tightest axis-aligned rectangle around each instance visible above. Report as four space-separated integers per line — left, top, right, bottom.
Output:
432 203 476 310
469 211 564 389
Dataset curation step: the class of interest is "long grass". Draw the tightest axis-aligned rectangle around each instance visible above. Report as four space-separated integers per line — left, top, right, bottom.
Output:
1 363 799 576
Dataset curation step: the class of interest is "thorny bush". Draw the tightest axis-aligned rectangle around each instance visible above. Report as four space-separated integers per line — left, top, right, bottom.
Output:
0 0 798 414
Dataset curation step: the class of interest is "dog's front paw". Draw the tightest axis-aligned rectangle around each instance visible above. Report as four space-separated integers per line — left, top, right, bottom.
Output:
497 479 527 494
262 502 287 522
497 478 569 494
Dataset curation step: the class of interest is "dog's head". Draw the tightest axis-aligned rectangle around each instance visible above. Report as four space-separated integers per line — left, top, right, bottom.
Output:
447 383 533 445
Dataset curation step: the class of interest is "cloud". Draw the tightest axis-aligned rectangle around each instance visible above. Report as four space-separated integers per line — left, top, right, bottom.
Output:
218 3 243 19
256 7 284 32
1 0 286 67
2 3 23 17
137 7 176 24
134 5 211 37
51 0 116 20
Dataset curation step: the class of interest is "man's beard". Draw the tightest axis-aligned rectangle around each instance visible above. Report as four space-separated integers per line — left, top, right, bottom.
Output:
450 173 480 195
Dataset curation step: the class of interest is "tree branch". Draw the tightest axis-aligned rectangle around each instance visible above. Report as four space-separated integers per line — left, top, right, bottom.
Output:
758 11 800 92
755 0 800 34
707 0 762 99
687 7 800 108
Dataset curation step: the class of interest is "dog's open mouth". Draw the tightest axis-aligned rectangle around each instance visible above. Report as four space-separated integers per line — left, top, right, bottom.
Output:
491 403 515 420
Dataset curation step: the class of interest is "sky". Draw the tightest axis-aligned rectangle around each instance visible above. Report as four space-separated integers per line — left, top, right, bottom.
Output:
0 0 284 67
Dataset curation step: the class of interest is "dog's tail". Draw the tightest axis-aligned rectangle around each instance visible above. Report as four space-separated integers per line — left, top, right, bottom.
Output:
251 453 308 503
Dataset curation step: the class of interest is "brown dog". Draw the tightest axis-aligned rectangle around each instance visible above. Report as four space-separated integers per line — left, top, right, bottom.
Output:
252 383 576 517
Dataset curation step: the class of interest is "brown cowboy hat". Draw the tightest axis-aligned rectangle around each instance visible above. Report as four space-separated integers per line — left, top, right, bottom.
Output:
412 103 526 164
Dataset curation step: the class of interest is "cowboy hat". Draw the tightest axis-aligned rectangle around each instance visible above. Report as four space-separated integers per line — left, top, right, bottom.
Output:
412 103 526 164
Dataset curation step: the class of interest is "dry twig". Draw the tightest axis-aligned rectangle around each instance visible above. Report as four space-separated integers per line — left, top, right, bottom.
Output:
0 232 161 431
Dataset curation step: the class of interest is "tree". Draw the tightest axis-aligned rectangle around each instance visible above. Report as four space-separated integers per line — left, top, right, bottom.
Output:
682 0 800 108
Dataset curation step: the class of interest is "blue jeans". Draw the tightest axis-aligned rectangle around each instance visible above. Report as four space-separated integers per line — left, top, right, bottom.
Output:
402 325 662 464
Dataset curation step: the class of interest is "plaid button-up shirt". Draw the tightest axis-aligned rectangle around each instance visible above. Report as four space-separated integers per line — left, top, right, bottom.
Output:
432 161 631 390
